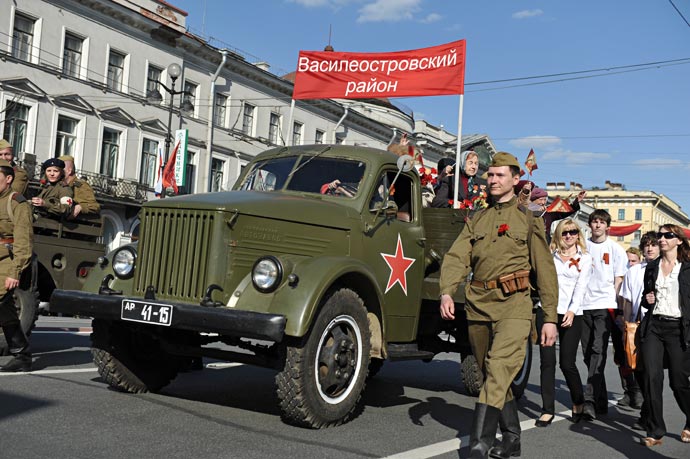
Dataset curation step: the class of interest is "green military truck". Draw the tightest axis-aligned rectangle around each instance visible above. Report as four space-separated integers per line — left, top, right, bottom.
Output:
49 145 531 428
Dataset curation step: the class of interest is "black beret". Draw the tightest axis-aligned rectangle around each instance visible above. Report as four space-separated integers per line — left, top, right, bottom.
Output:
43 158 65 169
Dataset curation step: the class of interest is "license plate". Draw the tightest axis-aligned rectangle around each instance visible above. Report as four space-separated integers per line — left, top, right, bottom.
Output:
121 299 173 326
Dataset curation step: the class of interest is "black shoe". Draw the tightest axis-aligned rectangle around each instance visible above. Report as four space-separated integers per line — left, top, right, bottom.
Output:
629 393 643 410
535 414 554 427
617 394 631 408
490 399 521 458
572 408 584 424
583 403 596 421
0 356 32 372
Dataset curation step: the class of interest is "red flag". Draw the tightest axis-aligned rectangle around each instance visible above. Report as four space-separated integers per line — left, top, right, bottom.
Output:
546 196 573 213
524 149 538 176
162 140 179 195
293 40 466 100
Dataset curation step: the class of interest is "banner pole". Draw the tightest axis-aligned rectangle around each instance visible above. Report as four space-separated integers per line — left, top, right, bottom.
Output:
453 94 464 209
286 99 295 146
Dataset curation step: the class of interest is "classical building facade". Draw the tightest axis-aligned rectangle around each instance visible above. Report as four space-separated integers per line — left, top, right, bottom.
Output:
1 0 494 250
546 181 690 249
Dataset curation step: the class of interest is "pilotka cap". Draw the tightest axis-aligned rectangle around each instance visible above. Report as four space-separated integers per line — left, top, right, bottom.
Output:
58 155 75 162
0 159 12 168
490 152 520 169
0 139 11 150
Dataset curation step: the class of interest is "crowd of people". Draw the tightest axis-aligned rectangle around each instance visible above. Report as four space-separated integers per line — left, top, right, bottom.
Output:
0 139 101 373
436 150 690 457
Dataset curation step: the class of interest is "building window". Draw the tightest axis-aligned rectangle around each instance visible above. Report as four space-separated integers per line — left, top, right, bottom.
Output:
100 128 120 178
183 81 197 115
242 103 255 135
63 32 84 78
147 64 162 99
12 13 35 61
618 209 625 220
139 139 159 188
214 94 227 127
210 158 225 192
617 236 625 242
292 122 303 146
2 102 29 153
634 230 641 241
634 209 642 220
107 50 126 92
55 115 78 157
315 129 324 144
269 113 280 144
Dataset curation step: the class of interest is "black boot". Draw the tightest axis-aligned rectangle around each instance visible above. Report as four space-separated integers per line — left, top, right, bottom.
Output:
468 403 501 459
490 399 521 458
1 323 32 372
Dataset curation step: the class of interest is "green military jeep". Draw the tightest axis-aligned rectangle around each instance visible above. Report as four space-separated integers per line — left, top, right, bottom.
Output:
49 145 531 428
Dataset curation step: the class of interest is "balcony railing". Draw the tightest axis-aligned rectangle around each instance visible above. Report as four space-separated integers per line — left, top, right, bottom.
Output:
19 159 150 204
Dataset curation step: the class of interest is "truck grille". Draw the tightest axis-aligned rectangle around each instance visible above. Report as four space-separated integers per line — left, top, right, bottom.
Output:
135 208 215 301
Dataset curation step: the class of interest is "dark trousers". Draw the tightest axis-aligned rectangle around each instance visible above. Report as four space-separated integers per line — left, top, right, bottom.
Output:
537 309 585 414
581 309 612 411
641 317 690 439
0 291 20 325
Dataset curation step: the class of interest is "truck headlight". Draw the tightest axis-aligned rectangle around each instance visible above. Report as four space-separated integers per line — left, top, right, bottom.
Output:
112 247 136 279
252 256 283 293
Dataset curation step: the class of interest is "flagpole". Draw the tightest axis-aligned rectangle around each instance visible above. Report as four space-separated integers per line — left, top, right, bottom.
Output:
453 94 464 209
286 99 295 146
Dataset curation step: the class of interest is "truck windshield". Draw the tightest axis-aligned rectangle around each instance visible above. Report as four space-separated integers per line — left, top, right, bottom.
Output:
240 156 366 197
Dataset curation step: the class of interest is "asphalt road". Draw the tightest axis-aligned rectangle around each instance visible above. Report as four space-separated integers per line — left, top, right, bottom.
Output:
0 317 686 459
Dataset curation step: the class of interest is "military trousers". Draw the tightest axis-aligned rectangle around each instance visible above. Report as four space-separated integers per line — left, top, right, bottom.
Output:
0 291 19 325
468 318 531 410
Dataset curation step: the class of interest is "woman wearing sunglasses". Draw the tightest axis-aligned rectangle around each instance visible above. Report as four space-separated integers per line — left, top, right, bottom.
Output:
638 224 690 447
535 219 592 426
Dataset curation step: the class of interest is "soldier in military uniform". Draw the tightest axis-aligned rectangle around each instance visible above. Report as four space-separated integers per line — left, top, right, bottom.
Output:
31 158 73 219
0 139 29 196
0 159 33 372
58 155 101 219
439 152 559 458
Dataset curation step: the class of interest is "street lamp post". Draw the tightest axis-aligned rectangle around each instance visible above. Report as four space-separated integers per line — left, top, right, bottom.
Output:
147 62 194 196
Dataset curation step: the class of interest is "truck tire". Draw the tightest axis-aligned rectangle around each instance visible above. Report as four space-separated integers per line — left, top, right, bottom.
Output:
461 336 533 400
90 319 180 393
0 288 40 356
276 288 371 428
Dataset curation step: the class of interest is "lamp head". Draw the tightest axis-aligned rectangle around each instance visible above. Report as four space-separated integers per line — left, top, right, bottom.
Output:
167 63 182 80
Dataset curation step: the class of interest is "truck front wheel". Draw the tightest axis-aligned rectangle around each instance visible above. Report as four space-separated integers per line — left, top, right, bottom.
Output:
276 288 371 428
90 319 180 393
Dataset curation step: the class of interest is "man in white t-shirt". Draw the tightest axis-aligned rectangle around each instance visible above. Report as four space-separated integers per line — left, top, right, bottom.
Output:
618 231 660 429
581 209 629 421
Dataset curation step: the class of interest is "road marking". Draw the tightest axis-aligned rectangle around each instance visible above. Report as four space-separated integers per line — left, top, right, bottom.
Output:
33 330 92 334
0 368 97 377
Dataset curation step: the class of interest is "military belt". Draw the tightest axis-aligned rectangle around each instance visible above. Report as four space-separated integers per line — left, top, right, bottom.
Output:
0 238 14 244
471 279 500 290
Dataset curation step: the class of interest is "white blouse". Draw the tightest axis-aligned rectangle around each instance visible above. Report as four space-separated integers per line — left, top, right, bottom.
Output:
553 249 593 316
653 260 682 318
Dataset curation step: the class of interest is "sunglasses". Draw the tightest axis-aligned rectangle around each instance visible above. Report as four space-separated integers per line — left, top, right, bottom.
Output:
656 232 678 240
562 229 579 237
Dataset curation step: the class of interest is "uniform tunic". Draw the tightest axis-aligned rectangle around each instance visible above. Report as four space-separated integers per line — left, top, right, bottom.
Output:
66 175 100 216
439 196 559 323
0 188 33 296
35 181 74 218
11 166 28 196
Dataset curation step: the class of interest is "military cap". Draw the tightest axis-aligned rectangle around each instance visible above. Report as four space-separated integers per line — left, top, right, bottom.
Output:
0 159 12 168
490 152 520 169
0 139 11 150
43 157 66 169
58 155 75 162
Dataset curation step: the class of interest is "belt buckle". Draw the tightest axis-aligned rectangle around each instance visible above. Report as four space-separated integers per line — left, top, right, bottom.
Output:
483 281 490 289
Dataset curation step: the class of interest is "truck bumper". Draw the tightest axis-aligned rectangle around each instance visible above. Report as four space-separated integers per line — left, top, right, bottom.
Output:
49 289 287 342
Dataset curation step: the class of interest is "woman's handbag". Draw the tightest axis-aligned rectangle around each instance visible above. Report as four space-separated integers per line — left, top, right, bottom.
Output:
624 308 642 370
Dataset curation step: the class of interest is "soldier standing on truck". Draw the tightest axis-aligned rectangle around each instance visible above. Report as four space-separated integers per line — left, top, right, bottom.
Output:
59 155 100 219
0 159 34 372
31 158 73 219
0 139 29 197
438 152 559 459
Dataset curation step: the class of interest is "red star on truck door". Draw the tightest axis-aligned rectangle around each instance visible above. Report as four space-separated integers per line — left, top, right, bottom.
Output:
380 233 416 295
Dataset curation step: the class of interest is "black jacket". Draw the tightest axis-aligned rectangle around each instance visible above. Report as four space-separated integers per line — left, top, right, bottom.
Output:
640 257 690 349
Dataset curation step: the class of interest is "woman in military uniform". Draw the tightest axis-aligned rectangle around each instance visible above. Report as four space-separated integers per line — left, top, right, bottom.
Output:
31 158 73 218
0 159 33 372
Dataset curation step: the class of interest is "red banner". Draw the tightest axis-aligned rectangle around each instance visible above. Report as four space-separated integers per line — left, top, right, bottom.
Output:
292 40 466 100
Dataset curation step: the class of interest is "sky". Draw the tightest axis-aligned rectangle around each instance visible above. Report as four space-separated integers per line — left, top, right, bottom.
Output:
174 0 690 213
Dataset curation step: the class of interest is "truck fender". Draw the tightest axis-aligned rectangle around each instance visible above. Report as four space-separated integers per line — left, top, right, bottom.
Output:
235 256 385 339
